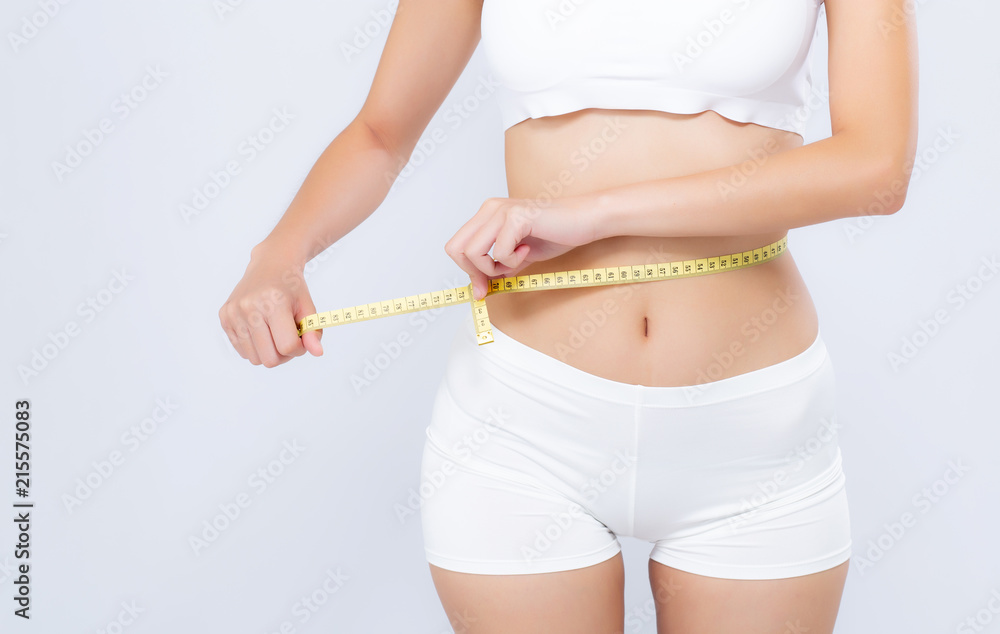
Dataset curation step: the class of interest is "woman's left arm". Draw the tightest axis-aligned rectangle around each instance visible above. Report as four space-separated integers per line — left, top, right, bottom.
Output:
581 0 919 240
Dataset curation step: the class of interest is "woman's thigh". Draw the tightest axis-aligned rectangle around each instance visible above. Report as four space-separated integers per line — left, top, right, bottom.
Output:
429 553 626 634
649 559 849 634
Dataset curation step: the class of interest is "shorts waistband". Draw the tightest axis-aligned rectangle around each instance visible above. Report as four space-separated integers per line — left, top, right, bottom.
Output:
462 319 829 408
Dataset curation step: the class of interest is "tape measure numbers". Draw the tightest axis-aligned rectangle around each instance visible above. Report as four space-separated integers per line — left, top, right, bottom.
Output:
296 235 787 345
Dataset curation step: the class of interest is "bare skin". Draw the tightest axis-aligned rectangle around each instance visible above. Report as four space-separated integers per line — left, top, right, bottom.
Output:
429 552 849 634
220 0 917 631
482 107 819 388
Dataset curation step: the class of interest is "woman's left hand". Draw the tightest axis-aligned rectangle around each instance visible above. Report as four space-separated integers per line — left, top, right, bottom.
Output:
444 196 599 301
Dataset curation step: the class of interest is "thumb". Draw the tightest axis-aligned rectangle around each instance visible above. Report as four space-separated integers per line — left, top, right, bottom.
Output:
296 293 324 357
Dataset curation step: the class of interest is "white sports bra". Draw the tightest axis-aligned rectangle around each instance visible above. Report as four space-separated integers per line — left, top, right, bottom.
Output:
480 0 825 136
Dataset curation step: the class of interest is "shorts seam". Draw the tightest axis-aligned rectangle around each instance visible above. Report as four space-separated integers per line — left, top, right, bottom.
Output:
629 397 639 535
731 450 845 522
474 322 832 408
651 351 832 409
423 426 575 500
660 454 846 541
426 539 622 574
426 539 619 565
649 540 852 580
479 351 638 406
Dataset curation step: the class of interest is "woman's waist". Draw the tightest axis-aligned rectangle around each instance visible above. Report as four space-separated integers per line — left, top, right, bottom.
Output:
487 232 793 305
481 234 819 387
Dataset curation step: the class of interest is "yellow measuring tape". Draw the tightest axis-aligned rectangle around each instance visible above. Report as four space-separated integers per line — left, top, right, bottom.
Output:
297 235 787 345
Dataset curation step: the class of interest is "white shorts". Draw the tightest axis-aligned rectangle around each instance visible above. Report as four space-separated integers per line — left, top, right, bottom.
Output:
419 318 852 579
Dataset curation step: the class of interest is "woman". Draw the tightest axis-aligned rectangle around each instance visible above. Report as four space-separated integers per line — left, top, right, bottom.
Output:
220 0 917 631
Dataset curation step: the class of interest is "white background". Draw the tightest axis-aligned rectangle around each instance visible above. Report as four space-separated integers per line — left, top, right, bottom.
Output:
0 0 997 632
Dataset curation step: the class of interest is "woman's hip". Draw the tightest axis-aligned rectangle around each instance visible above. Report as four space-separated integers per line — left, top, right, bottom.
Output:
422 315 843 536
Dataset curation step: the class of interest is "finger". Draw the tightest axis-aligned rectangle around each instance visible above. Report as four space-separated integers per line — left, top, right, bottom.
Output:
505 244 532 276
453 243 529 301
463 211 509 279
271 305 307 361
446 199 498 251
219 306 249 360
492 213 533 269
246 311 285 368
223 324 249 360
444 201 506 300
294 295 324 357
446 232 492 300
301 331 323 357
452 251 491 301
235 320 262 365
443 199 505 268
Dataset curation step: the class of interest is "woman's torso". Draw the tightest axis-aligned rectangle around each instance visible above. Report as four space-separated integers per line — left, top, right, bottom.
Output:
484 108 819 388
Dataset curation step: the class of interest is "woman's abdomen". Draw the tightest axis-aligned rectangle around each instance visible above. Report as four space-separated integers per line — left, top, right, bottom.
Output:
483 108 819 387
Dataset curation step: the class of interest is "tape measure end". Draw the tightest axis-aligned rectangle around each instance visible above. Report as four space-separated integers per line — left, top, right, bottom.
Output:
477 331 495 345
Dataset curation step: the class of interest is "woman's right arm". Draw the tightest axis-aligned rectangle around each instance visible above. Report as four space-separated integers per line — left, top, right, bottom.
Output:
220 0 484 368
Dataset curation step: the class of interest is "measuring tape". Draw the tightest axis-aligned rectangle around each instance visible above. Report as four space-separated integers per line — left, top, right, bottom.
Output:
297 235 787 345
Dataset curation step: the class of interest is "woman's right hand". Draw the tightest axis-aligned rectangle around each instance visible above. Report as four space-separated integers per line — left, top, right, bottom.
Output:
218 244 324 368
